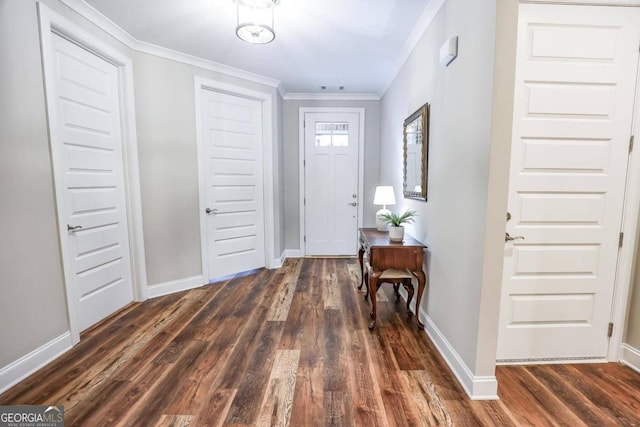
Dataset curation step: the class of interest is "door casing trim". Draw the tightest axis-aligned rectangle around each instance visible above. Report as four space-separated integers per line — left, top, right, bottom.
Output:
38 4 148 344
499 1 640 363
609 47 640 361
194 77 276 282
298 107 365 256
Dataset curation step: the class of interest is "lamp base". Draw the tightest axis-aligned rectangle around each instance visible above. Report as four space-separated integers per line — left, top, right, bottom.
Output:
376 208 390 231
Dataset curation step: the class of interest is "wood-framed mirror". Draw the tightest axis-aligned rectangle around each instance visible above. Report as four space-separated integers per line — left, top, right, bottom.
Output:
403 102 429 201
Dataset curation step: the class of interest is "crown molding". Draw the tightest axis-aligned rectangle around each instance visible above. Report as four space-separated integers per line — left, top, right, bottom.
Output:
57 0 281 88
134 39 281 88
283 93 381 101
381 0 446 97
57 0 137 45
521 0 640 5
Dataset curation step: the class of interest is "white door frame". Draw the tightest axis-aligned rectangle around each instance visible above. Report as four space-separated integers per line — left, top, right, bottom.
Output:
298 107 365 256
39 4 148 344
503 1 640 362
610 50 640 361
194 76 276 281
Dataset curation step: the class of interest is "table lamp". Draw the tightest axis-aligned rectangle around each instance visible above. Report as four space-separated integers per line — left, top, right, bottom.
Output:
373 186 396 231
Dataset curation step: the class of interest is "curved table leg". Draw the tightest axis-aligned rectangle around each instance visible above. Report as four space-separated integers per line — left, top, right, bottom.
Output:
357 246 365 290
393 283 401 299
402 278 414 318
363 266 370 300
368 273 381 330
413 270 426 329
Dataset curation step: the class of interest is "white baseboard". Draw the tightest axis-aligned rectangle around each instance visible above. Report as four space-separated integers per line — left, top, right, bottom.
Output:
147 275 204 298
415 304 498 400
284 249 302 258
394 287 498 400
0 332 73 394
620 343 640 374
268 251 287 269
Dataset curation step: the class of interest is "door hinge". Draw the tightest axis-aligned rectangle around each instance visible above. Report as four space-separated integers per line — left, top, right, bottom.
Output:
619 232 624 248
608 322 614 338
630 135 635 153
304 235 306 242
303 160 306 167
304 197 306 206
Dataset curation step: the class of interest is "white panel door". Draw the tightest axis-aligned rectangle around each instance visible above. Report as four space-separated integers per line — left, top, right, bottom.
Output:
304 112 360 255
50 34 133 332
498 4 640 361
201 90 265 280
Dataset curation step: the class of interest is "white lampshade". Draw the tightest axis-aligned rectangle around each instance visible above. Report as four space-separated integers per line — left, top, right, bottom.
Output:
373 186 396 206
373 186 396 231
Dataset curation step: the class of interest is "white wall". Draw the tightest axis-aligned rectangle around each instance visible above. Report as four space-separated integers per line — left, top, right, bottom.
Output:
282 99 381 250
379 0 509 395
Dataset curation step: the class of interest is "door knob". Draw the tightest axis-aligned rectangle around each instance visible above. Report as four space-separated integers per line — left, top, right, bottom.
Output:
67 224 82 232
348 202 357 206
505 232 524 242
206 208 218 214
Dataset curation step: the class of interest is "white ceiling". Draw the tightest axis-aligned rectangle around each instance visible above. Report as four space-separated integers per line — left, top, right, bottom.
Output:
82 0 434 95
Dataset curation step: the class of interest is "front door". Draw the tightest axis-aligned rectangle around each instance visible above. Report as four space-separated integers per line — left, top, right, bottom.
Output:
498 4 640 361
47 33 134 332
304 112 360 255
200 89 265 280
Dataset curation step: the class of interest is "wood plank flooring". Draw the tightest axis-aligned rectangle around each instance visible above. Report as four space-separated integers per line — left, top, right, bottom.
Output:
2 258 640 426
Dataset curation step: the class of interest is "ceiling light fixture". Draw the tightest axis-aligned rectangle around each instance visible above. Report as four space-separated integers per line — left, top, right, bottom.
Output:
236 0 278 45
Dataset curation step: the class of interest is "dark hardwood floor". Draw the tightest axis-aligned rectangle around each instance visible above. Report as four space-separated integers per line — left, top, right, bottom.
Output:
2 258 640 426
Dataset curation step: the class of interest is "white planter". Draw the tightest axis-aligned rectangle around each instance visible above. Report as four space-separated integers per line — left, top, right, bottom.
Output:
389 226 404 242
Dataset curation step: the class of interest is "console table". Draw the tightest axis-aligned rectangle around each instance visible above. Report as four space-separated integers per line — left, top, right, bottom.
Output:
358 228 427 330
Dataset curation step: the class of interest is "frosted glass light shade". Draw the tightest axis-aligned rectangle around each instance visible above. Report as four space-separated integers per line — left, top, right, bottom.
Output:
373 186 396 206
236 0 276 44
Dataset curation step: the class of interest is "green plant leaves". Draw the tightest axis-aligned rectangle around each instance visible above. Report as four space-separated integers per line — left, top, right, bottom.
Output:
377 209 417 227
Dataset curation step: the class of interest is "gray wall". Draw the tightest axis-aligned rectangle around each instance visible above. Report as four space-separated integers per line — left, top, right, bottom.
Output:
474 0 518 375
379 0 505 377
275 93 286 256
0 0 133 368
282 100 381 250
626 245 640 348
0 0 68 368
129 41 284 286
625 202 640 348
0 0 284 376
134 53 202 284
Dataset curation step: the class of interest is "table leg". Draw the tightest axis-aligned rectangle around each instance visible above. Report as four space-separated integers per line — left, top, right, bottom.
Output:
357 246 365 290
402 278 414 318
368 273 381 330
364 267 370 300
414 270 426 329
393 283 400 299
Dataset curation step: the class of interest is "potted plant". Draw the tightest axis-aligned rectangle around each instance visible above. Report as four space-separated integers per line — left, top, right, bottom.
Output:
377 209 417 242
